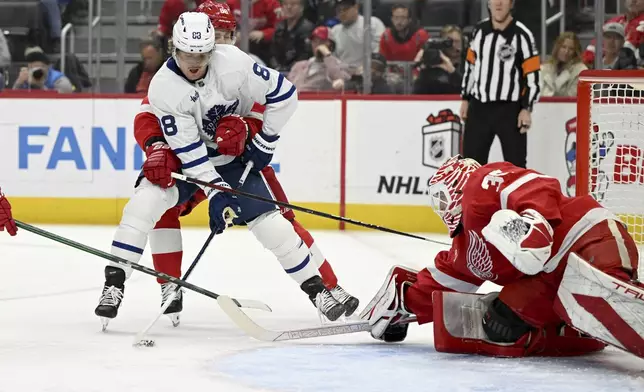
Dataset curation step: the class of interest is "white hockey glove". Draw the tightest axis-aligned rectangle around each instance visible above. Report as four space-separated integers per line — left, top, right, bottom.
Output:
482 209 554 275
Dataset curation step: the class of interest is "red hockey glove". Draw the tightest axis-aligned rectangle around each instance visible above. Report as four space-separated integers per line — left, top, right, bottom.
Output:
0 191 17 236
215 114 250 157
143 142 181 188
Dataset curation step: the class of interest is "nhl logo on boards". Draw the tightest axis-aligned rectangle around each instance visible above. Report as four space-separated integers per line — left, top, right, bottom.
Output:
422 109 462 169
497 44 516 62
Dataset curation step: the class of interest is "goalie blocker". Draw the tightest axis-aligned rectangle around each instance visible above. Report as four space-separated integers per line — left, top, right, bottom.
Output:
361 157 643 358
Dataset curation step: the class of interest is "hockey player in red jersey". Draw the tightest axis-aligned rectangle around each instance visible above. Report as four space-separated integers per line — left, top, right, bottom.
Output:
0 188 17 236
362 155 644 358
132 0 358 326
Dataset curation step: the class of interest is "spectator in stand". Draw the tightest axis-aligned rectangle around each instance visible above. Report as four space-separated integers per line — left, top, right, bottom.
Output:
287 26 350 92
412 25 463 95
369 53 395 94
157 0 207 37
303 0 338 27
541 32 587 97
41 0 63 51
583 0 644 67
440 25 463 70
0 30 10 91
125 36 166 94
270 0 314 73
379 4 428 62
228 0 283 64
331 0 385 69
601 23 626 69
13 49 74 93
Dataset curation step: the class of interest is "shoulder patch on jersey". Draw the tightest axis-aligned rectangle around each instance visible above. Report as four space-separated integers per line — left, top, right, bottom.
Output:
467 231 497 281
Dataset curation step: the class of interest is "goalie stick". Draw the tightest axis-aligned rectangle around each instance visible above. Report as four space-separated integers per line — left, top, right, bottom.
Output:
217 295 418 342
14 220 271 312
171 172 451 246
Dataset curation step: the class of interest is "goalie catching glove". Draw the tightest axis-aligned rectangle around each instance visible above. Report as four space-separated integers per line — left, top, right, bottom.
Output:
482 208 554 275
360 266 418 342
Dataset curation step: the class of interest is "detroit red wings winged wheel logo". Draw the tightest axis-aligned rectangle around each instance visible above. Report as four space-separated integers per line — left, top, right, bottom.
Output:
467 231 497 281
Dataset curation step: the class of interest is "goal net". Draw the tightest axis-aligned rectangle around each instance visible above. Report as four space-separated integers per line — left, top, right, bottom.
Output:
576 70 644 260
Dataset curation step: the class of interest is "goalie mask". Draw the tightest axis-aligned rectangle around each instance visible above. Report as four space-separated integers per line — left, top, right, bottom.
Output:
428 155 481 236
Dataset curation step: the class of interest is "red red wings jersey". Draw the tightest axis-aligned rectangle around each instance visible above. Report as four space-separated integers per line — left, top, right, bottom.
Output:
427 162 619 292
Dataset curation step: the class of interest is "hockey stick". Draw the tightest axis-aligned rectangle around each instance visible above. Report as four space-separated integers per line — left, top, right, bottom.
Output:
133 165 252 346
14 220 271 312
133 231 216 347
217 295 371 341
218 295 418 342
171 172 451 246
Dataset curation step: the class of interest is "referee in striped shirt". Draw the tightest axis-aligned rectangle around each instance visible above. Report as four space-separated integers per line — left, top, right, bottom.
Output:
460 0 541 168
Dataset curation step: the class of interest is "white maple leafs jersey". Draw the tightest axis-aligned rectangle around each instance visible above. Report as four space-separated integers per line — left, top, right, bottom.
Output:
147 44 297 194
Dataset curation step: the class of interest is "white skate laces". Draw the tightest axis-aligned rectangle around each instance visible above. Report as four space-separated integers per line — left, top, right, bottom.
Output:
161 282 182 305
99 286 123 307
330 286 351 304
315 290 341 324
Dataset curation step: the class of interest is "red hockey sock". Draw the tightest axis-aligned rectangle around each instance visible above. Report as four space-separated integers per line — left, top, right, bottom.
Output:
150 207 183 284
291 219 338 289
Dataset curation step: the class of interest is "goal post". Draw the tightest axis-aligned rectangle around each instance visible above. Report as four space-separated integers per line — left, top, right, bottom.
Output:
576 69 644 248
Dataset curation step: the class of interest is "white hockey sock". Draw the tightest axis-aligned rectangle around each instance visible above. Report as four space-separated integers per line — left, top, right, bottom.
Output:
109 179 179 279
249 210 319 285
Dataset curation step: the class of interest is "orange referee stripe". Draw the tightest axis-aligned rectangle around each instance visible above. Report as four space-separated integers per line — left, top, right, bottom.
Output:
466 48 476 64
522 55 540 75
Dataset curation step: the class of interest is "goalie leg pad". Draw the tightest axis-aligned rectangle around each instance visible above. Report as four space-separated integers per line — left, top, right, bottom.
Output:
110 179 179 279
249 210 319 285
554 253 644 358
433 291 606 357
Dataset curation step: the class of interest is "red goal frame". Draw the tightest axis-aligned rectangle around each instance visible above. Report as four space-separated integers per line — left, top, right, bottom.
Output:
575 69 644 197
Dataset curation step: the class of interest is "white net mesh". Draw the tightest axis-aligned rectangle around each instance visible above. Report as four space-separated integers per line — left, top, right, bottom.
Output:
587 82 644 251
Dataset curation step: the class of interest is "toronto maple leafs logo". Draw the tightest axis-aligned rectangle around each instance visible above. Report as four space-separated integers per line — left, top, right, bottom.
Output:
467 231 497 281
202 99 240 140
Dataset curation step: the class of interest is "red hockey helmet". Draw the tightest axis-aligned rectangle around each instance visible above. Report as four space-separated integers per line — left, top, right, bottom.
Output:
197 0 237 32
427 155 481 236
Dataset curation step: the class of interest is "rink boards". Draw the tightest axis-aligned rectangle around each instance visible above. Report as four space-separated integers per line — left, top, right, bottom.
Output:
0 94 583 232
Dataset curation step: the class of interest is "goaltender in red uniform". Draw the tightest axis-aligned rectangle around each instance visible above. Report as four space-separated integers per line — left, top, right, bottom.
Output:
362 155 644 358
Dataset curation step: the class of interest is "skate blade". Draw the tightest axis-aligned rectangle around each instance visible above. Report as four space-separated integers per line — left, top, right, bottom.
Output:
100 317 110 332
167 313 180 327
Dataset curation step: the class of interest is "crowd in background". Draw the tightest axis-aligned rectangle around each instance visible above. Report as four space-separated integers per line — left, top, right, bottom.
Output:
0 0 643 95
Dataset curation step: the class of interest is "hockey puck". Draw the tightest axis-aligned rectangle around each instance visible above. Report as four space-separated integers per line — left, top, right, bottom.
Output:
134 339 156 348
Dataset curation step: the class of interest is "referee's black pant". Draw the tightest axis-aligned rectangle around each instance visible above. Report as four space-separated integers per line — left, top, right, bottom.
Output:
461 100 527 168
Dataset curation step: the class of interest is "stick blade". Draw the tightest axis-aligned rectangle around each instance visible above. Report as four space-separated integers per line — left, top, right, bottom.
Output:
218 295 280 341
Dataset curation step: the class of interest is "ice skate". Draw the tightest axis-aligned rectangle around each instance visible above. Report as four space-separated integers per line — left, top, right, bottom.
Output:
300 276 345 322
160 282 183 327
94 266 126 331
330 285 360 317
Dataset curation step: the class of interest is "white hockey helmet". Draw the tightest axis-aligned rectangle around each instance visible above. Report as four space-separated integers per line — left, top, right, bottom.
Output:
172 12 215 55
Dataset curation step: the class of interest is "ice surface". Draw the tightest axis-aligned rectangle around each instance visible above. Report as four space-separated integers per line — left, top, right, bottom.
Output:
1 225 643 392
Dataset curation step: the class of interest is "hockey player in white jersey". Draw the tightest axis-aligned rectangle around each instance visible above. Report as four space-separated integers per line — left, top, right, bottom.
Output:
94 12 347 328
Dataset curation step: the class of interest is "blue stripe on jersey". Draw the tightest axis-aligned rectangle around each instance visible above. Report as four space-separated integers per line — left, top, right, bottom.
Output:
174 140 204 154
265 85 296 105
284 254 311 274
112 241 144 255
182 155 210 169
266 74 284 98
